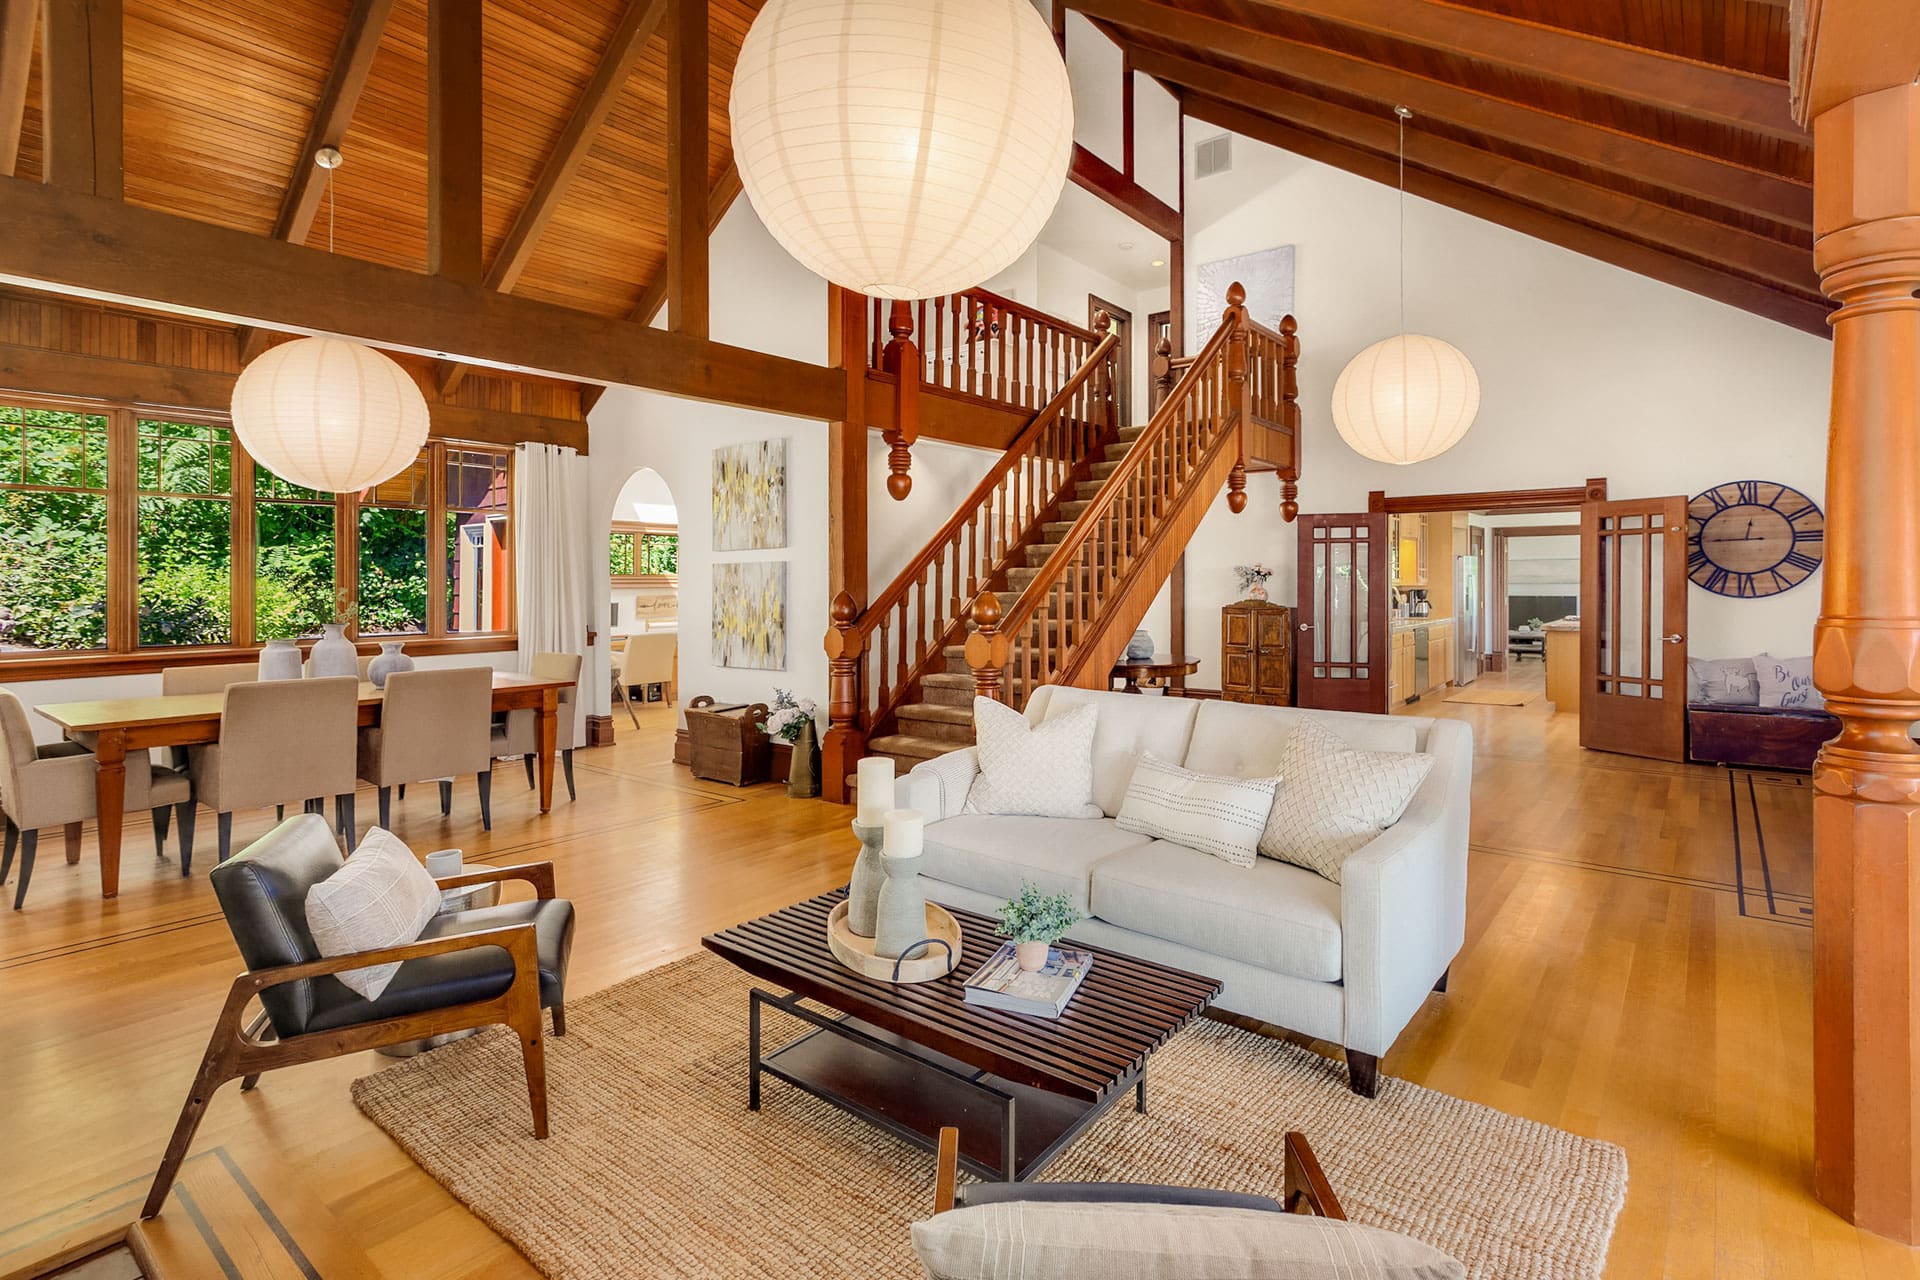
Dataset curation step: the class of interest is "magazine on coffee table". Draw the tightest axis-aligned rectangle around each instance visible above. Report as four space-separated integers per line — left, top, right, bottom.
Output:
962 942 1094 1018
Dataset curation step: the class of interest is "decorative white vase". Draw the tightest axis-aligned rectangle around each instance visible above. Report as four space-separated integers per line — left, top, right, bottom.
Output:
1015 940 1052 972
258 638 302 681
368 640 413 688
1126 629 1153 660
309 622 359 679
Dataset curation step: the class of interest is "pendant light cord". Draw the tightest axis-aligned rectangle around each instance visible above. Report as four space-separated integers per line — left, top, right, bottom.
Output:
1397 109 1406 337
326 165 336 255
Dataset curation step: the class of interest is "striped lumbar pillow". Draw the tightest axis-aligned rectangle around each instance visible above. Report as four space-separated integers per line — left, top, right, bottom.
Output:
1114 751 1280 869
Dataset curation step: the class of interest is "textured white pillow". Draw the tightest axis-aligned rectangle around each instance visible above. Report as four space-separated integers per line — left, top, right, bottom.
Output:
304 827 442 999
1115 752 1278 869
965 696 1102 819
1261 718 1434 883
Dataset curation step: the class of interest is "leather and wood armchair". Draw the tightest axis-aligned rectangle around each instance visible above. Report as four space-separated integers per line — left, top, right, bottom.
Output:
359 667 495 830
0 690 192 909
189 676 360 865
492 651 582 801
142 814 574 1220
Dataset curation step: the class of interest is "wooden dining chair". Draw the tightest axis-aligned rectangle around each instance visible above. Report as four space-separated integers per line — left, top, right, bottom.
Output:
189 677 360 866
492 652 582 801
358 667 495 830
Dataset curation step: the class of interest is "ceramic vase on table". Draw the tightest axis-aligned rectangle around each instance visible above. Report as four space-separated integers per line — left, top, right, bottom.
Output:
847 821 886 937
1126 629 1153 660
787 718 820 798
257 639 302 681
368 641 413 688
874 810 928 961
309 623 359 679
1250 584 1269 602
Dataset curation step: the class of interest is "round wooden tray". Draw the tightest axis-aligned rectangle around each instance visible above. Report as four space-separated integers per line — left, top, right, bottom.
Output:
827 900 963 984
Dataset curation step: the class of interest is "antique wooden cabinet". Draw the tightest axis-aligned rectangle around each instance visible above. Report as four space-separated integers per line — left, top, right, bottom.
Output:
1222 601 1294 705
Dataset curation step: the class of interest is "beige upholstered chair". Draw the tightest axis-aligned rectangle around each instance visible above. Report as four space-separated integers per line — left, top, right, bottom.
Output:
609 638 640 728
161 663 260 768
359 667 495 831
0 690 192 909
190 677 360 866
623 632 677 706
492 652 582 801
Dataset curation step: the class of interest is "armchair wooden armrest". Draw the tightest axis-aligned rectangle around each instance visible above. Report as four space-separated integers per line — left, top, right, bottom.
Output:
435 860 558 899
935 1127 960 1213
231 922 541 1000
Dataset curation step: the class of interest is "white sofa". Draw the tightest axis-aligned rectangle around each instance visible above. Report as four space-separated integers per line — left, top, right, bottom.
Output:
895 686 1472 1097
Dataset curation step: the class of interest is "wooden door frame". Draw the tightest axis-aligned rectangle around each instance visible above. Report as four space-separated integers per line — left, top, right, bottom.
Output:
1579 496 1690 761
1089 294 1133 426
1294 513 1391 713
1486 523 1582 670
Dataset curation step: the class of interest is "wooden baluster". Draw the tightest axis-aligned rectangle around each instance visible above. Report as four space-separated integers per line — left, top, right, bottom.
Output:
965 591 1006 703
917 578 928 662
876 612 891 709
896 598 910 693
823 591 867 803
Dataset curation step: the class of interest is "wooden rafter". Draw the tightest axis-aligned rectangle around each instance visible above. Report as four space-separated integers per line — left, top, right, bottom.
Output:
1069 144 1180 241
1071 0 1811 230
0 0 33 177
426 0 482 284
0 176 844 418
273 0 395 243
665 0 710 337
1246 0 1804 143
630 159 741 323
1132 49 1819 295
42 0 121 198
1186 97 1831 337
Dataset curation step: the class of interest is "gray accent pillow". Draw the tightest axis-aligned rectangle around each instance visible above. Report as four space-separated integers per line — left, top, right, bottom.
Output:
1686 656 1759 706
912 1201 1466 1279
1754 654 1823 709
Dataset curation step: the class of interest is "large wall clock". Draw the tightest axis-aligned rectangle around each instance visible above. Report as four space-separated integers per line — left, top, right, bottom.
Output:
1686 481 1824 597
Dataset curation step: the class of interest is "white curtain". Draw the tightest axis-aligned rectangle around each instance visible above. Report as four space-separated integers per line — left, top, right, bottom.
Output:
514 443 589 673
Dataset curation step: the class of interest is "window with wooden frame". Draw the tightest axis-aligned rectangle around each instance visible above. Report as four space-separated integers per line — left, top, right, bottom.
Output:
610 521 678 586
0 391 517 676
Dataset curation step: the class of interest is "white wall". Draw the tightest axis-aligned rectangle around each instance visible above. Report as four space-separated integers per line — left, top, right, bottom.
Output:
612 468 677 525
1171 132 1832 681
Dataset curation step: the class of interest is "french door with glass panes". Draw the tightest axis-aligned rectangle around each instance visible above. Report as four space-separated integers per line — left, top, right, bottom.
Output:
1579 496 1689 760
1294 514 1389 712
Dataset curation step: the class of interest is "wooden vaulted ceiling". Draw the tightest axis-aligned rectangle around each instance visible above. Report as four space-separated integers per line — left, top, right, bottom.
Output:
1068 0 1829 336
2 0 753 324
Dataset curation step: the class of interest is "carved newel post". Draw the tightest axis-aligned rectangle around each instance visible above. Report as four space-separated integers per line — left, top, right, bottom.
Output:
821 591 866 805
881 301 919 500
1279 314 1301 523
1091 309 1116 442
1809 81 1920 1245
964 591 1007 703
1150 330 1176 414
1224 281 1249 515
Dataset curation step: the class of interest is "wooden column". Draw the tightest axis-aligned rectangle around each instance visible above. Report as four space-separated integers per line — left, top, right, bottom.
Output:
42 0 121 198
665 0 709 337
1810 80 1920 1245
427 0 483 284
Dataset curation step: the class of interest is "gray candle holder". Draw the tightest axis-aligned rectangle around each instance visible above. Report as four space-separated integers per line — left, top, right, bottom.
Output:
846 820 886 937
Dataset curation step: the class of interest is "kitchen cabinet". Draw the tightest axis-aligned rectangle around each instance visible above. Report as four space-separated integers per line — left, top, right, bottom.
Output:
1426 620 1454 695
1391 514 1428 588
1389 628 1417 707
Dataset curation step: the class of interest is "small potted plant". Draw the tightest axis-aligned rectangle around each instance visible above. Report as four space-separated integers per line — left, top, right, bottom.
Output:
996 881 1082 971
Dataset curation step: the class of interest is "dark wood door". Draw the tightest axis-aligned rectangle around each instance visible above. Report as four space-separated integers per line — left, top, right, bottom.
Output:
1580 496 1689 760
1295 514 1389 712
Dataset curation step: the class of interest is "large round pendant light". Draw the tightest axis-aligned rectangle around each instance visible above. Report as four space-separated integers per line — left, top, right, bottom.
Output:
1331 107 1480 466
730 0 1074 299
231 337 430 493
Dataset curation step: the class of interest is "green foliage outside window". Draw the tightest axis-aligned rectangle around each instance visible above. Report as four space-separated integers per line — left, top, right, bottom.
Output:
0 407 109 651
611 529 677 578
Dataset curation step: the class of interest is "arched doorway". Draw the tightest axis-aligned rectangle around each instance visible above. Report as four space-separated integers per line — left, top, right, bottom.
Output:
606 468 680 728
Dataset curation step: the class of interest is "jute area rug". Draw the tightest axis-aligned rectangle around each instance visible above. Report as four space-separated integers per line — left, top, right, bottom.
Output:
353 953 1626 1280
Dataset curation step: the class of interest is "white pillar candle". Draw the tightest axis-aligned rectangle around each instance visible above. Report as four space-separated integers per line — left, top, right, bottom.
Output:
856 756 895 826
883 808 925 860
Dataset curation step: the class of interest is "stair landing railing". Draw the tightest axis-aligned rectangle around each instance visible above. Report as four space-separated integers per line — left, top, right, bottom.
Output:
823 316 1122 796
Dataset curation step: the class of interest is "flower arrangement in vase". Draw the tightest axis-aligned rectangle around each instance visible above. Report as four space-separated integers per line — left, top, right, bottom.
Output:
1234 563 1273 602
761 689 821 797
996 881 1083 971
759 688 819 742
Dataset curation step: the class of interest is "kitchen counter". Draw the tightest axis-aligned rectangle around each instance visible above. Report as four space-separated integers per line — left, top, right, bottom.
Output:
1390 616 1452 630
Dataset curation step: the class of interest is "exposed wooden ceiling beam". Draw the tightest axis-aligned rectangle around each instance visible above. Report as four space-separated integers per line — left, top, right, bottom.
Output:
1131 49 1818 294
42 0 121 198
1071 0 1812 231
273 0 396 243
1070 143 1181 242
426 0 482 285
1790 0 1920 124
630 159 741 323
665 0 709 337
1185 97 1831 338
0 0 33 178
486 0 667 294
1246 0 1803 143
0 176 845 418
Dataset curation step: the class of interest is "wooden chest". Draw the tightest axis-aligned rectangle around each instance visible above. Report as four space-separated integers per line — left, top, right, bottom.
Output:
685 697 772 786
1221 601 1293 706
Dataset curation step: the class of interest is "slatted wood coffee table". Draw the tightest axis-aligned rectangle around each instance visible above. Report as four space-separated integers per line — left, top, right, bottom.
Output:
702 890 1221 1182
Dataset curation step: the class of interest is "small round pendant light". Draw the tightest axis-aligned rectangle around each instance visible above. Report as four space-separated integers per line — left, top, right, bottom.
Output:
1331 108 1480 466
231 147 429 493
730 0 1074 300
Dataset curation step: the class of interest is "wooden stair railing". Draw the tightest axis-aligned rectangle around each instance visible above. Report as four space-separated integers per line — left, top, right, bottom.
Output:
824 317 1122 799
967 284 1296 707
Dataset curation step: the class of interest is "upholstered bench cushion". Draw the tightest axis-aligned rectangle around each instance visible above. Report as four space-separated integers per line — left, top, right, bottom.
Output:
1091 840 1344 982
920 815 1154 916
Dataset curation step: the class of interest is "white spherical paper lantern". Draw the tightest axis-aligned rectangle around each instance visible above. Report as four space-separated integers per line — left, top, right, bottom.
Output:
730 0 1074 299
231 338 431 493
1330 334 1481 466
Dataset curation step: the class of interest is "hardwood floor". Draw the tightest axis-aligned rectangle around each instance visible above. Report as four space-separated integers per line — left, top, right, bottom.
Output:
0 690 1913 1276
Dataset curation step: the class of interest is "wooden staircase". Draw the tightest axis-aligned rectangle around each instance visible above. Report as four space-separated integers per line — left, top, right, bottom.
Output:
826 285 1300 798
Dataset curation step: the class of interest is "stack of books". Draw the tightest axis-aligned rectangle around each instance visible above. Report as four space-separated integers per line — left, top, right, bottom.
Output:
962 943 1094 1018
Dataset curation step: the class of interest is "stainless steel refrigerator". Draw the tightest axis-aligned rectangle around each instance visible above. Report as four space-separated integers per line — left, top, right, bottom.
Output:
1454 554 1480 686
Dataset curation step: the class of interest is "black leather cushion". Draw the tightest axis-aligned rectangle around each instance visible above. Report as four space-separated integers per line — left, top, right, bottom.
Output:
208 814 344 1038
956 1182 1283 1212
303 897 575 1034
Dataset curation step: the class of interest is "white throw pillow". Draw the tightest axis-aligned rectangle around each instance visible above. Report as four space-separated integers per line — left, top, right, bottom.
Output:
965 696 1102 819
304 827 442 1000
1260 718 1434 883
1115 751 1278 869
1753 653 1823 709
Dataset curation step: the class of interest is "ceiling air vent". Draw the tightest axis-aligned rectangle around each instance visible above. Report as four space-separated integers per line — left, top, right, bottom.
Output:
1194 133 1232 178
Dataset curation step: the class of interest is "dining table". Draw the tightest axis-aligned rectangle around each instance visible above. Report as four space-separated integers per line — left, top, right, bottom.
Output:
33 670 574 900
